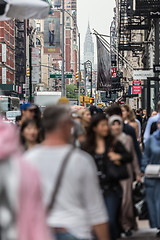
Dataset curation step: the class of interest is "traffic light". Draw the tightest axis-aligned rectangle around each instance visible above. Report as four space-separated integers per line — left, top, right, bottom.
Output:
90 97 94 104
75 72 82 81
76 72 79 81
26 68 30 77
80 96 84 103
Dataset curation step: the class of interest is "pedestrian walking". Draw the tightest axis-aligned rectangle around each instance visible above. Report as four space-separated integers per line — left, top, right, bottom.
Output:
20 119 41 151
143 101 160 144
0 119 50 240
77 108 91 143
25 105 110 240
108 115 141 237
106 104 142 166
141 118 160 237
71 111 84 147
78 108 91 133
121 105 139 142
19 103 36 126
83 113 132 240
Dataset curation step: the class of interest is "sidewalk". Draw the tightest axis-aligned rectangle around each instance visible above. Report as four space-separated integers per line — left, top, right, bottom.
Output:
120 221 159 239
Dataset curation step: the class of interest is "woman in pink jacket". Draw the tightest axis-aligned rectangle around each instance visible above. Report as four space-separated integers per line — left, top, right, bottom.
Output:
0 119 51 240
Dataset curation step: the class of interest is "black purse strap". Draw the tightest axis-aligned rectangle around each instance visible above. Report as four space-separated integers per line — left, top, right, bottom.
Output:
47 147 74 213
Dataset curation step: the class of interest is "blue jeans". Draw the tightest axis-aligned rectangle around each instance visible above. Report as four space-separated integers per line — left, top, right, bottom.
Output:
104 189 122 240
145 178 160 228
55 232 88 240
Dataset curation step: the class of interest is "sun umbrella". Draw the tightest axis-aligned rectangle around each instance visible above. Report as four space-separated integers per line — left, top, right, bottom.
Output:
0 0 49 20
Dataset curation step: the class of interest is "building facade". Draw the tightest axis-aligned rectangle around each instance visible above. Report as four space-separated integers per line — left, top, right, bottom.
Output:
0 20 15 88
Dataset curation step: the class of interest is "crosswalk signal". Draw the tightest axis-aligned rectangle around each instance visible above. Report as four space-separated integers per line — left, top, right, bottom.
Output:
27 68 30 77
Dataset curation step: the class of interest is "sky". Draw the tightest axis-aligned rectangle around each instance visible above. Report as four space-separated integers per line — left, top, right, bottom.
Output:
77 0 115 62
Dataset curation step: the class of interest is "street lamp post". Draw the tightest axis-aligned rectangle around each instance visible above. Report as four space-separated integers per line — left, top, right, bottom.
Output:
61 0 65 97
78 33 81 105
84 62 87 96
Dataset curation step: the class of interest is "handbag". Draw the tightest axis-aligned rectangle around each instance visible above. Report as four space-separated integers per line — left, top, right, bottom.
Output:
145 164 160 178
106 158 129 181
133 182 148 220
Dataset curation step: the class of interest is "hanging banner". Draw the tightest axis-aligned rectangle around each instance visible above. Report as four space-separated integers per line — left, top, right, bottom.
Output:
97 37 112 91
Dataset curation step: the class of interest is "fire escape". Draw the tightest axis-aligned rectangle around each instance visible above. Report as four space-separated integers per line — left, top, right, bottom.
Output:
15 20 26 97
118 0 151 53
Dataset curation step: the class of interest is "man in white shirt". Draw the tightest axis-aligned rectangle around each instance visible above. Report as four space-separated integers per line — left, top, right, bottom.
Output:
25 105 110 240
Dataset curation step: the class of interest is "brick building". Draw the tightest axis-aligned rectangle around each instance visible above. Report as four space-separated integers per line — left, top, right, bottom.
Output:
65 0 78 84
0 20 15 86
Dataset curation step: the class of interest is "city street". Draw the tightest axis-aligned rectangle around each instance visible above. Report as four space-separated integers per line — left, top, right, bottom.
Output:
1 1 160 240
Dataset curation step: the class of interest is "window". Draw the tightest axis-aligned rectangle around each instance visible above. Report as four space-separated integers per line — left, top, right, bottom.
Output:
36 23 41 32
36 38 41 46
4 32 8 42
10 20 13 26
10 36 14 45
10 52 14 62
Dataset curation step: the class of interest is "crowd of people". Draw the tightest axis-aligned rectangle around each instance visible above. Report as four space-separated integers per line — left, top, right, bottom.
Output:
1 100 160 240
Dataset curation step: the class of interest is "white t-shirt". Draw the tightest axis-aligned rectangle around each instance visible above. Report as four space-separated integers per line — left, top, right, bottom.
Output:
24 145 108 239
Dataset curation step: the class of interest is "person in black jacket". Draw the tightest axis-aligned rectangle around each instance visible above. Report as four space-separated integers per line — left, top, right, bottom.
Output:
82 113 132 240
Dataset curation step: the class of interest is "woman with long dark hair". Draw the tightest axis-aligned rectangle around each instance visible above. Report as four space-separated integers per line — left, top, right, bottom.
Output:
20 119 41 151
83 113 132 240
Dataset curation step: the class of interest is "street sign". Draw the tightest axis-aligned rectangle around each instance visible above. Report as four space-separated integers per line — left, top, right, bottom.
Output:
74 89 85 94
132 80 141 94
23 84 29 89
111 67 117 78
153 65 160 73
65 74 73 78
74 89 78 93
133 70 153 80
50 74 72 79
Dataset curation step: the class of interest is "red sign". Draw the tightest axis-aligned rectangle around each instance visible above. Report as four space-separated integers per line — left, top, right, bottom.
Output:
111 67 117 78
132 80 141 94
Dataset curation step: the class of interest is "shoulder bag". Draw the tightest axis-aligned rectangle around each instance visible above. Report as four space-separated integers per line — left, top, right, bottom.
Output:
47 147 74 213
145 164 160 178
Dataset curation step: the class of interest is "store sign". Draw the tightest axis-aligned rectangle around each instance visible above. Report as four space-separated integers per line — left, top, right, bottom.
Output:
153 65 160 73
2 67 6 84
111 67 117 78
31 48 39 67
133 70 153 80
31 48 40 84
2 44 6 63
132 80 141 94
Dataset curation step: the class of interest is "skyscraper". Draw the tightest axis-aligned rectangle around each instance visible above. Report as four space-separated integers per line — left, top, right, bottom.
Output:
84 22 94 65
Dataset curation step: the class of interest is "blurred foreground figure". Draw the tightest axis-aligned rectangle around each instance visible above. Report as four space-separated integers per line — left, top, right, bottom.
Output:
0 119 50 240
25 105 110 240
